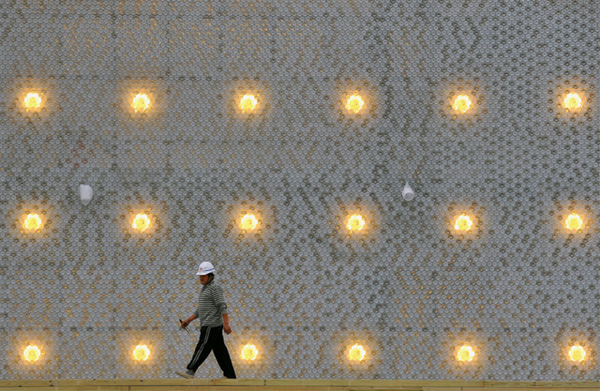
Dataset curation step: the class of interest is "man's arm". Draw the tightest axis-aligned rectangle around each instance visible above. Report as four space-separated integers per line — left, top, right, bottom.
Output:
213 286 231 333
223 313 231 334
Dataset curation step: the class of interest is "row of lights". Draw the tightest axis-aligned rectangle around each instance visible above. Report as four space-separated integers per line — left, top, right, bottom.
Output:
23 91 363 114
23 343 255 363
20 211 588 233
22 91 363 114
21 343 589 364
19 91 586 114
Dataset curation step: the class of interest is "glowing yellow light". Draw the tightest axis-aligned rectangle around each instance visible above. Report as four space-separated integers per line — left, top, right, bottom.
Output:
23 214 42 231
347 214 365 232
239 94 258 113
241 344 259 361
452 94 472 113
23 345 41 363
132 214 151 232
23 93 42 110
240 214 258 231
132 93 150 113
457 345 475 362
563 93 582 111
569 345 586 362
348 344 366 362
454 214 473 232
345 93 364 114
133 344 150 361
565 213 583 231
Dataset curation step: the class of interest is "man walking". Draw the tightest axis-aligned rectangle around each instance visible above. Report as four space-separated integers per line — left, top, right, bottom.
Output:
176 262 237 379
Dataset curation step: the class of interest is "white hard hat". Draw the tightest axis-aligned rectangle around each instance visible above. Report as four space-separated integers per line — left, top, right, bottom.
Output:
196 261 216 276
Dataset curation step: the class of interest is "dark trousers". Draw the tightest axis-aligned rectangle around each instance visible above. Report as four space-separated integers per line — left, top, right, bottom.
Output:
187 325 236 379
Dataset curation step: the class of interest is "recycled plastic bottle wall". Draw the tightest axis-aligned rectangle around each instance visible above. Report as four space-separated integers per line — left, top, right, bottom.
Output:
0 0 598 380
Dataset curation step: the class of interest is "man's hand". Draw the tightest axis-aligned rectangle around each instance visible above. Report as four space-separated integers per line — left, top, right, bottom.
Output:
180 319 190 329
222 313 231 334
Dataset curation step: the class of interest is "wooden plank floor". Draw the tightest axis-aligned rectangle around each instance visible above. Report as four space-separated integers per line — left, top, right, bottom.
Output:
0 379 598 391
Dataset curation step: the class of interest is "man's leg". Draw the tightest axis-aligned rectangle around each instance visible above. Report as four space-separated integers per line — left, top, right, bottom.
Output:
212 326 237 379
187 326 215 373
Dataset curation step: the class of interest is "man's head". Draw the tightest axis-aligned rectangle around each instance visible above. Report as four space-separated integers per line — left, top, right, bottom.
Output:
196 261 216 285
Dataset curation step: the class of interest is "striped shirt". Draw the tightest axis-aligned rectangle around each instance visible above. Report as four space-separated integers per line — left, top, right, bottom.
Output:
193 280 228 327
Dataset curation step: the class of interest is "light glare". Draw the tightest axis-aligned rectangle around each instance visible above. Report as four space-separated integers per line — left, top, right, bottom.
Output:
345 93 364 114
454 214 473 232
565 213 583 231
133 345 150 361
23 214 42 231
348 344 366 361
452 94 472 113
569 345 586 362
23 345 41 363
457 345 475 362
132 214 151 232
239 94 258 113
240 214 258 231
24 93 42 110
347 214 365 232
241 344 259 361
563 93 582 111
132 94 150 113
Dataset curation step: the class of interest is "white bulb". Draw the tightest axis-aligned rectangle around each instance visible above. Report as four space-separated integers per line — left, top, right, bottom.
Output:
402 182 415 201
79 184 94 206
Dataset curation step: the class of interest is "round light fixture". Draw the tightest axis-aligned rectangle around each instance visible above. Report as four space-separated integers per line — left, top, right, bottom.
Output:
563 93 582 111
568 345 586 363
241 344 259 361
345 93 364 114
132 214 151 232
133 344 150 361
454 214 473 232
565 213 583 231
23 214 43 231
348 344 366 362
23 93 42 110
240 214 258 231
347 214 365 232
452 94 472 113
457 345 475 362
23 345 41 363
239 94 258 113
132 93 150 113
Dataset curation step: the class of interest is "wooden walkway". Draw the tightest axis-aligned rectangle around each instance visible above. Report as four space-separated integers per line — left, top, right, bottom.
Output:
0 379 598 391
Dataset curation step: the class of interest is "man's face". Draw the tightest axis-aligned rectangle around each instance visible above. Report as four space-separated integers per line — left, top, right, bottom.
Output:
199 274 209 285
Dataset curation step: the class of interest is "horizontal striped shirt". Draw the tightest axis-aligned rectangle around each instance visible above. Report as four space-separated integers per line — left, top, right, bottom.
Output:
193 280 228 327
